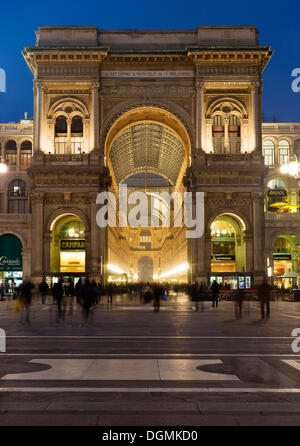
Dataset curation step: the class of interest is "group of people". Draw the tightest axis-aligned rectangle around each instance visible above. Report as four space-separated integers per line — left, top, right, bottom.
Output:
188 280 220 311
142 282 166 312
188 278 273 320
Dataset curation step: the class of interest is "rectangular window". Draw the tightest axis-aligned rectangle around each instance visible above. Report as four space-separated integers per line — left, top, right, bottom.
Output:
263 148 274 166
8 199 27 214
279 148 289 166
54 137 67 154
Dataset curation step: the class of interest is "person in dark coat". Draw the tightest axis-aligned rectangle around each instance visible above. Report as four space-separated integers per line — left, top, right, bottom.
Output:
81 279 93 322
152 283 165 313
257 278 272 320
38 279 49 304
234 287 245 319
52 278 64 321
211 280 220 308
19 280 34 324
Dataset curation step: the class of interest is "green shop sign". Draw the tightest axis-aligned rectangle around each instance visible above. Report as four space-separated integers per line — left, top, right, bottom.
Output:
0 234 22 271
60 239 85 250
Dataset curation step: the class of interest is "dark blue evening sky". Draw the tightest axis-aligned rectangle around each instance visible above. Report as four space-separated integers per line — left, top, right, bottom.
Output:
0 0 299 123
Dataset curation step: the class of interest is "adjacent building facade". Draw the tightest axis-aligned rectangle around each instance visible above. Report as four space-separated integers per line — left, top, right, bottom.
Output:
0 25 299 290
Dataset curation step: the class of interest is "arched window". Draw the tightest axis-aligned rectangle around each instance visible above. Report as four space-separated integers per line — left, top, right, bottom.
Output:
54 116 67 154
278 140 290 165
55 116 67 135
20 141 32 167
8 179 27 214
139 230 152 250
228 115 241 153
5 140 17 166
212 115 224 135
71 116 84 154
212 115 224 154
263 140 275 166
294 139 300 163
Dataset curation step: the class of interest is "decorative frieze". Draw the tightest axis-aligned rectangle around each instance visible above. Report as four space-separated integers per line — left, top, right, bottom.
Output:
100 85 195 97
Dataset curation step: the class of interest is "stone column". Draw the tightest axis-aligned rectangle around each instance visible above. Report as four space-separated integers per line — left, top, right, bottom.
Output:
31 192 44 283
196 81 205 151
43 232 52 274
89 192 100 281
251 82 259 151
245 234 253 273
66 118 72 154
206 119 213 153
33 80 44 152
91 82 100 151
252 192 265 281
224 117 229 153
240 119 248 153
22 248 31 280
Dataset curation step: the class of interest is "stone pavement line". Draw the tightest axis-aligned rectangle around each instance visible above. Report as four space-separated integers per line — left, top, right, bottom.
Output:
282 360 300 372
280 314 300 319
1 359 240 381
0 387 300 393
3 336 294 339
1 354 300 357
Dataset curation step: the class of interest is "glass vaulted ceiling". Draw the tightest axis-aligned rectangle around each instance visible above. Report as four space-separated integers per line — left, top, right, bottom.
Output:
109 123 185 186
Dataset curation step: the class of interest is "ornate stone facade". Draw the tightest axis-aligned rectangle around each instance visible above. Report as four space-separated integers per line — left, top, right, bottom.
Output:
0 25 299 287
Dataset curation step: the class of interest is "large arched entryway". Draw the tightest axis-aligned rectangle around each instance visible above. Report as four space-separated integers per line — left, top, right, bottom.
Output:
50 215 86 274
138 256 154 283
104 106 191 284
210 214 249 289
0 233 23 291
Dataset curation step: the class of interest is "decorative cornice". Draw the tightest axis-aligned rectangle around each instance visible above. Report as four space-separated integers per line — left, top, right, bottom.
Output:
22 47 108 74
187 47 273 73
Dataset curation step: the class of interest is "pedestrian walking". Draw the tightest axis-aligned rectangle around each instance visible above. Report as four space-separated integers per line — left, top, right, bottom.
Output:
211 280 220 308
257 278 271 320
52 278 64 321
38 279 49 304
234 287 245 319
0 284 5 301
19 279 34 324
153 283 165 313
81 279 93 322
143 282 152 303
189 282 200 311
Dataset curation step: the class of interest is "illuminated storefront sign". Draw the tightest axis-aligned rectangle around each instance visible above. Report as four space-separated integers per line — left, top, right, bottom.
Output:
60 240 85 250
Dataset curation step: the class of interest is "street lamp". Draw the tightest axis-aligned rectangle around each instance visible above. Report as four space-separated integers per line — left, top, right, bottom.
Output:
280 155 299 177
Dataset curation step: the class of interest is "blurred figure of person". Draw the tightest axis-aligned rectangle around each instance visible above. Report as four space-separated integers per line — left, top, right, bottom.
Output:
211 280 220 308
64 278 74 315
143 282 152 304
0 283 5 301
189 282 199 312
106 283 114 306
38 279 49 304
19 279 34 324
81 278 93 323
234 287 245 319
52 278 64 321
12 282 18 300
153 283 165 313
91 280 101 304
257 278 272 320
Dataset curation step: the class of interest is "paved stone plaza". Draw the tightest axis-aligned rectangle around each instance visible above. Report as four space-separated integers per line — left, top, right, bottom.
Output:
0 294 299 426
